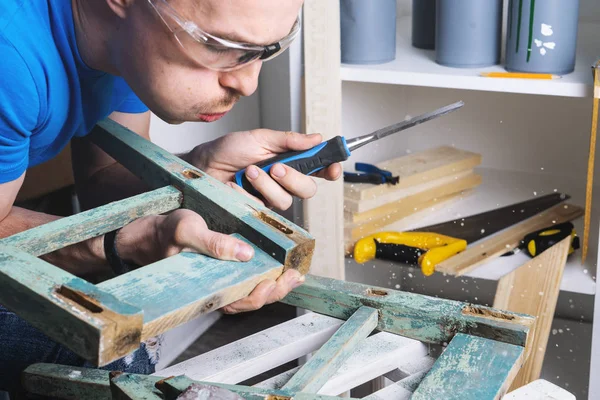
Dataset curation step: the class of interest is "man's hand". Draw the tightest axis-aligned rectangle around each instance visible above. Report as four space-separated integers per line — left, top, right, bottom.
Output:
117 209 305 314
187 129 343 210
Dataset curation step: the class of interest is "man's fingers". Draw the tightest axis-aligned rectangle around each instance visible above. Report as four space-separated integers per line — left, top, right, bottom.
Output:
313 163 343 181
221 279 277 314
269 164 317 200
245 165 294 210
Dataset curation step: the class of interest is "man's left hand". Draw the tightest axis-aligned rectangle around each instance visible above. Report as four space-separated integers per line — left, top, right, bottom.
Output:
187 129 342 210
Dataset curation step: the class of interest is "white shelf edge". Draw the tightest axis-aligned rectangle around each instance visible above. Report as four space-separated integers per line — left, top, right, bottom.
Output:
341 17 598 99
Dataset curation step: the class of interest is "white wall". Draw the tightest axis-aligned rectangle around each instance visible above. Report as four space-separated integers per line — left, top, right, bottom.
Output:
149 94 261 155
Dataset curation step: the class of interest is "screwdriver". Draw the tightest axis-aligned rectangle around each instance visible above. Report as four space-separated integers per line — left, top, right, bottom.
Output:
235 101 465 193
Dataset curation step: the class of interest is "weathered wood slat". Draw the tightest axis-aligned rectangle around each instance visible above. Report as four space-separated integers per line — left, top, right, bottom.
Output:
411 333 524 400
0 248 143 366
282 306 378 393
493 237 571 391
99 235 284 341
154 312 343 381
23 364 113 400
0 186 182 256
255 331 428 395
92 119 315 274
156 375 353 400
281 275 535 347
110 373 164 400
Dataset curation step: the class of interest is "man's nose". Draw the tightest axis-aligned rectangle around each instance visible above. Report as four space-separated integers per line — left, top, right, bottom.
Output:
218 61 263 97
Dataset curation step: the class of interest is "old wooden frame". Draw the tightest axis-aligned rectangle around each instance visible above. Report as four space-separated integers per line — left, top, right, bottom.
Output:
0 118 315 366
22 276 535 399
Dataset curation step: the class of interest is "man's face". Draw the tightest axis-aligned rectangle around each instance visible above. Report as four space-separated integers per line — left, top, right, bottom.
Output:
114 0 303 124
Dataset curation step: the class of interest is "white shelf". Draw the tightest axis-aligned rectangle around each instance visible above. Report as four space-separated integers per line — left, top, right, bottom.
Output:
360 168 598 295
341 17 599 98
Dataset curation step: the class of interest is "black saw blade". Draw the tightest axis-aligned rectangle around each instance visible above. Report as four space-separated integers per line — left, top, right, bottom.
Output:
408 192 570 244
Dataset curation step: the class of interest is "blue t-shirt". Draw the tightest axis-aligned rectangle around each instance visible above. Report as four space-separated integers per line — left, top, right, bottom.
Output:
0 0 149 184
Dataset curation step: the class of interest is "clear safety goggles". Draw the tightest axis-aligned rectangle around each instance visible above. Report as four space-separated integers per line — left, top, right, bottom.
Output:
147 0 301 71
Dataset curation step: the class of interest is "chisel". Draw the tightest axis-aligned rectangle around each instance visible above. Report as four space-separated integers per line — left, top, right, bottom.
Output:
235 101 464 193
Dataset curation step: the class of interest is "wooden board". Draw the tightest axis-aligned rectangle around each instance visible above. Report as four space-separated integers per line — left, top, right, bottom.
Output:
410 333 524 400
283 306 378 393
344 146 481 202
344 170 475 214
493 237 571 392
301 0 345 280
282 275 535 347
435 203 584 276
345 172 481 227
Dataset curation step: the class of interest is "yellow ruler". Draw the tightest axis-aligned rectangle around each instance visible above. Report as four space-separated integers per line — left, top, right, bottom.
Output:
583 61 600 263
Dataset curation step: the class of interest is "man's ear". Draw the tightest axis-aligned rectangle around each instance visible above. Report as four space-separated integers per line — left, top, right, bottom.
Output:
105 0 136 19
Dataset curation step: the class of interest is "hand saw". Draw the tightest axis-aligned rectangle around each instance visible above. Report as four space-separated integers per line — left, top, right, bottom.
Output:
353 192 570 275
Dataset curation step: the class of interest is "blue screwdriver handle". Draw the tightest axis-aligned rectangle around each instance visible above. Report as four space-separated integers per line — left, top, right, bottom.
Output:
235 136 351 194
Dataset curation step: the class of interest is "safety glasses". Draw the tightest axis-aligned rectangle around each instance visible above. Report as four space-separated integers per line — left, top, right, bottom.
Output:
147 0 301 71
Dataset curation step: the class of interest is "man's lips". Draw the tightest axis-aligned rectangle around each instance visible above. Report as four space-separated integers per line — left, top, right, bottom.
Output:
197 111 229 122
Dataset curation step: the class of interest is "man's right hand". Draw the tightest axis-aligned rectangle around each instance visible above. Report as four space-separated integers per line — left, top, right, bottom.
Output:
116 210 304 314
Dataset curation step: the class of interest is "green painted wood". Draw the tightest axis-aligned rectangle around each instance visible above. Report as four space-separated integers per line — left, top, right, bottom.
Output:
0 247 143 365
283 306 378 393
92 119 315 274
23 365 355 400
98 234 285 340
0 186 182 256
158 375 355 400
110 373 164 400
23 364 112 400
411 333 524 400
281 275 534 347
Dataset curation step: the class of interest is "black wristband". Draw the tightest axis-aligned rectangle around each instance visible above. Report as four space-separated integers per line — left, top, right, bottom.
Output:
104 229 138 276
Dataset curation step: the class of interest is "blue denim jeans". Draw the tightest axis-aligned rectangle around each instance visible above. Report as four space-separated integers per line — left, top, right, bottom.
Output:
0 305 156 397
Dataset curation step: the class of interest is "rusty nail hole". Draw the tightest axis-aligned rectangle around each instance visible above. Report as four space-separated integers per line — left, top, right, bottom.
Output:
257 211 293 235
366 288 388 297
182 169 202 179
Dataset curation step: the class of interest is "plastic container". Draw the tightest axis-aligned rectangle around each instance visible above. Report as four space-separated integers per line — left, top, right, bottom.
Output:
505 0 580 74
412 0 436 50
340 0 397 65
435 0 503 68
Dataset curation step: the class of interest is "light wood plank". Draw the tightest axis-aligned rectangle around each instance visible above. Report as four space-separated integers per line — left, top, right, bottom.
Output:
504 379 576 400
99 235 285 341
282 306 378 393
0 186 182 256
411 333 524 400
154 313 344 381
302 0 345 280
436 203 584 276
493 237 571 391
345 146 481 201
344 170 475 214
0 248 143 366
282 275 535 347
254 332 428 396
92 118 315 275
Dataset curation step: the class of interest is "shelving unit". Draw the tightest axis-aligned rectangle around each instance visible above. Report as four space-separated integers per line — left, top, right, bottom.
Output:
341 18 599 98
297 1 600 398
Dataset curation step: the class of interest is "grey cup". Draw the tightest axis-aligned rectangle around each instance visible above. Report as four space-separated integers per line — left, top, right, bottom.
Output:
505 0 580 74
412 0 436 50
435 0 503 68
340 0 397 65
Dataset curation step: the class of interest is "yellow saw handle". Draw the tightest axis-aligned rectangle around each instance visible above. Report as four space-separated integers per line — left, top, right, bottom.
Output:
353 232 467 276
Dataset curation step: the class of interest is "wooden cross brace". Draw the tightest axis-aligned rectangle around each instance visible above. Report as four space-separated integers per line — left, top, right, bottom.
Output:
21 276 535 400
0 118 315 366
